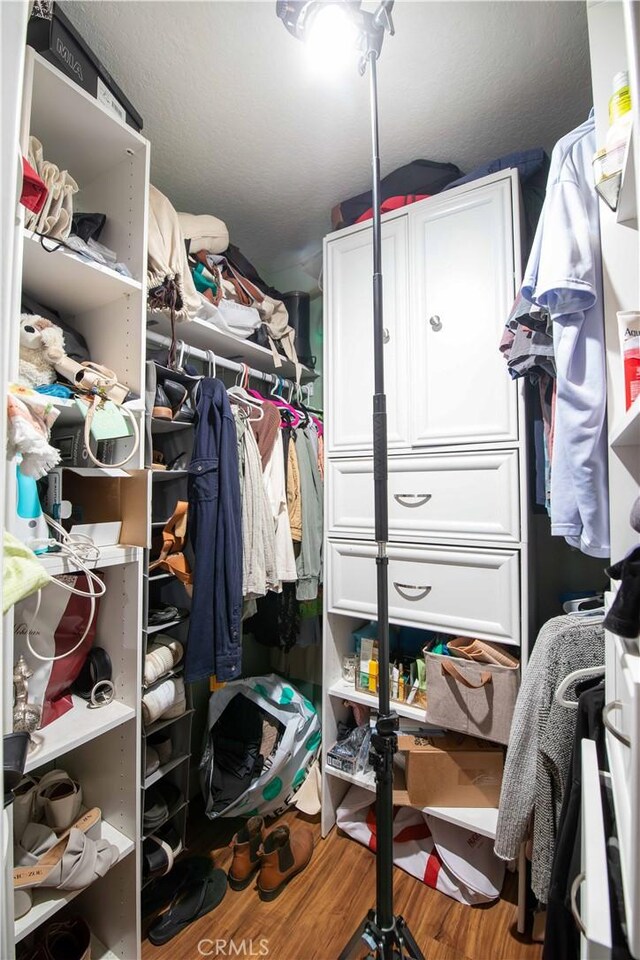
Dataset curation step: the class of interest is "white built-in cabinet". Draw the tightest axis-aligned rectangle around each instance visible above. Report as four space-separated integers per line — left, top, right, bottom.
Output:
321 169 529 840
2 47 149 959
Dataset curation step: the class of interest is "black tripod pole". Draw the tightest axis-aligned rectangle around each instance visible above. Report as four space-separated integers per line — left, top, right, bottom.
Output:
339 36 424 960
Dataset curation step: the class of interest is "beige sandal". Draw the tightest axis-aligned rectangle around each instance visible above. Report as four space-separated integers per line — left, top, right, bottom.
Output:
14 808 118 891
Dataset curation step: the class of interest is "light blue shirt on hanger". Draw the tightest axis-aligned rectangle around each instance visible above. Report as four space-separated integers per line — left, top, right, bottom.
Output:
522 113 610 559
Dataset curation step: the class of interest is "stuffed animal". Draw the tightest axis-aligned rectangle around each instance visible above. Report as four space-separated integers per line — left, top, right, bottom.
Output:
18 314 66 387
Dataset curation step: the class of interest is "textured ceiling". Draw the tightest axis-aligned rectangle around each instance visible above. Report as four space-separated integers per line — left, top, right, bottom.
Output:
61 0 592 284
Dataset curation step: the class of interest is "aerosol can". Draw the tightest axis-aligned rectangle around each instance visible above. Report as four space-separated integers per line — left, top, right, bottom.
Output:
15 463 50 554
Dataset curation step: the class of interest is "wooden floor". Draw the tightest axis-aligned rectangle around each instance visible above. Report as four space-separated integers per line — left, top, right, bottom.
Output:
142 807 543 960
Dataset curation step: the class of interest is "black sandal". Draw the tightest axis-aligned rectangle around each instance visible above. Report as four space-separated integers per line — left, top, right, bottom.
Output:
148 870 227 945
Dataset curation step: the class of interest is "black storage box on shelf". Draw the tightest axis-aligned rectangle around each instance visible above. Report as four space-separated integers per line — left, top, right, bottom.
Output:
27 1 143 132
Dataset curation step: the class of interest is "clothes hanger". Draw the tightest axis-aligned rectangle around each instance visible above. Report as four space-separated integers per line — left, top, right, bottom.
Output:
554 665 605 709
227 363 264 420
265 376 300 427
206 349 217 380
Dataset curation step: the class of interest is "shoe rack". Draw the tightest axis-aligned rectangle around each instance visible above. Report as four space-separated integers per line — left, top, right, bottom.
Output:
2 48 149 959
141 395 196 876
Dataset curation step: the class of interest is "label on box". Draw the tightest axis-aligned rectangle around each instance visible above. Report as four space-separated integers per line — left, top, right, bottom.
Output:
97 77 126 124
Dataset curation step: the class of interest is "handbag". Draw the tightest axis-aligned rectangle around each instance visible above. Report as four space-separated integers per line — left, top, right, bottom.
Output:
14 573 104 728
424 647 519 745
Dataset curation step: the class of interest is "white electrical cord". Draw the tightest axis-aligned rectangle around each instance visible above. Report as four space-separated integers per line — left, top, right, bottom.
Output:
25 515 107 663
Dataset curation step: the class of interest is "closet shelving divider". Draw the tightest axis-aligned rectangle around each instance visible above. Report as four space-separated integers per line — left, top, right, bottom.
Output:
2 48 149 960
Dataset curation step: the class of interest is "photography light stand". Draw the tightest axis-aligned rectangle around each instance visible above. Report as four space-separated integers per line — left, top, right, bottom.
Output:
277 3 425 957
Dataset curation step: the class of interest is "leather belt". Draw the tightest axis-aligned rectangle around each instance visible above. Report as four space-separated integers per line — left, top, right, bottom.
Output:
72 647 114 708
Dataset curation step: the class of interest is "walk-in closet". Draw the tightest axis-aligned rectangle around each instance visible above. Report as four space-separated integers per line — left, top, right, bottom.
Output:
1 1 639 958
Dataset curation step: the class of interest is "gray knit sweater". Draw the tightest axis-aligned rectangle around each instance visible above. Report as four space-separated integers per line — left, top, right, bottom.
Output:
494 614 604 902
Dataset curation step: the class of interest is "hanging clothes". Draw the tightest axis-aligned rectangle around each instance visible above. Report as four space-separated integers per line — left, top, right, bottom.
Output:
250 399 281 469
263 431 297 585
286 434 302 543
234 407 278 601
295 427 323 602
521 112 609 558
186 378 243 683
494 613 604 903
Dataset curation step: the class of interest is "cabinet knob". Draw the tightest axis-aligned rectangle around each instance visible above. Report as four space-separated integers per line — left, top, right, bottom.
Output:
393 583 431 602
429 315 443 332
383 328 390 344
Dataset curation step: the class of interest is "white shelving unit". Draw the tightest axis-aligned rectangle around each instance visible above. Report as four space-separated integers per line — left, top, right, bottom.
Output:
2 46 149 960
587 3 639 956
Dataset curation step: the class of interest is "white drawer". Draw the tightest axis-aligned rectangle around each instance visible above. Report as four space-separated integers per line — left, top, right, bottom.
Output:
604 628 640 959
327 539 520 643
327 451 520 544
577 739 611 959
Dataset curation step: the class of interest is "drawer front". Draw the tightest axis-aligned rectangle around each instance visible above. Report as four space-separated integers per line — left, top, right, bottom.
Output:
327 540 520 643
578 739 611 959
605 629 640 959
328 451 520 544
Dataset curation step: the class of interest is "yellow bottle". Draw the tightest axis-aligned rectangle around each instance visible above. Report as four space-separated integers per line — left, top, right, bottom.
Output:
368 659 378 694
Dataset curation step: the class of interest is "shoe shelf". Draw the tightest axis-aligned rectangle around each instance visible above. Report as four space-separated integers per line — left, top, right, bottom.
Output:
145 618 188 636
142 800 189 842
146 571 174 583
147 313 318 384
328 678 426 723
151 418 193 434
14 820 134 943
144 752 190 790
37 545 142 578
25 700 136 774
22 229 142 315
143 708 195 739
142 665 184 692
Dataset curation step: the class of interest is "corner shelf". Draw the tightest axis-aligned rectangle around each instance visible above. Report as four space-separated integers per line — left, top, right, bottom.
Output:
610 395 640 448
25 699 136 774
328 678 425 722
14 820 134 942
22 229 142 315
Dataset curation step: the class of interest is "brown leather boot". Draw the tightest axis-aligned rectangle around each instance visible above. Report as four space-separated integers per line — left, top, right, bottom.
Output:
257 824 313 901
228 816 265 890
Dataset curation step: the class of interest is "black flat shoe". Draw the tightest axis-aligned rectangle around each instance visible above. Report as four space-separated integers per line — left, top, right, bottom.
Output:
147 605 189 626
148 870 227 945
4 732 30 808
152 383 173 421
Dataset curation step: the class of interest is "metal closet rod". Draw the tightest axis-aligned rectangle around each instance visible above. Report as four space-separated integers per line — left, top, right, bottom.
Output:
146 329 312 398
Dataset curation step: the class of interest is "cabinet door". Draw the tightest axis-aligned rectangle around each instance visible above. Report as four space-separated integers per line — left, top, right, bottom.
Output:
409 178 518 447
325 216 410 455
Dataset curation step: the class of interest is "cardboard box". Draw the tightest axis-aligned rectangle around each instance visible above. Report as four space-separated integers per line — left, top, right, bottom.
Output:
396 733 503 808
46 468 150 548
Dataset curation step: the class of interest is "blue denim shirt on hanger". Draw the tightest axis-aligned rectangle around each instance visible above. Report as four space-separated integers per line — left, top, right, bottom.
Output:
185 377 243 683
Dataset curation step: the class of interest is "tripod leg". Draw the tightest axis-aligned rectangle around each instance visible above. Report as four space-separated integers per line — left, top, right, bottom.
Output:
395 917 426 960
338 912 375 960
